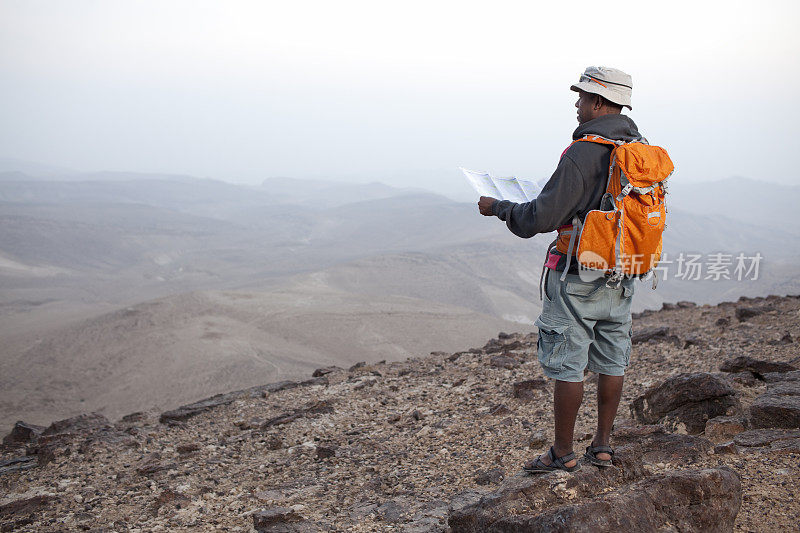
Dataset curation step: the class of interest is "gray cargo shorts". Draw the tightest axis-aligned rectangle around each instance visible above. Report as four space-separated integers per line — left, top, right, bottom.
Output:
535 269 635 382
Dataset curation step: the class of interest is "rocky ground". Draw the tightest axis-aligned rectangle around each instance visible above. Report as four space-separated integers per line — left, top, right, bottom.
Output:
1 294 799 532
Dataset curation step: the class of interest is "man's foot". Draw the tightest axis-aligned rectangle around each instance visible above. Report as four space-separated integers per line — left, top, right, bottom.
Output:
583 442 614 467
536 447 578 468
522 446 580 473
589 441 611 461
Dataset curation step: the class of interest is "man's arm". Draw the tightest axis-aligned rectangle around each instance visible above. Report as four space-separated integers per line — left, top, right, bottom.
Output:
484 155 586 238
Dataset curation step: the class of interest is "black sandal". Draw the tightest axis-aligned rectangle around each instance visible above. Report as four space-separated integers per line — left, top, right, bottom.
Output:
583 443 614 467
523 446 581 473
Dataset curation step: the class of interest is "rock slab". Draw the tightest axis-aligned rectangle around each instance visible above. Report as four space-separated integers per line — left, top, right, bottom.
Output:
719 356 796 377
485 468 741 533
448 429 713 532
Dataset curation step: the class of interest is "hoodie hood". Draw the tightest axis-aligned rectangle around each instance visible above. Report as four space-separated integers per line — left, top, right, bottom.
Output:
573 114 641 142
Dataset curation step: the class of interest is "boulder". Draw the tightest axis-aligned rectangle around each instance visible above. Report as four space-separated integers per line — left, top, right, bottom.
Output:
750 379 800 429
31 434 72 466
714 441 738 454
719 356 796 376
76 427 138 455
2 421 45 446
43 412 110 436
631 326 670 344
705 416 747 440
728 371 760 387
0 495 58 520
311 366 342 377
769 437 800 454
733 428 800 448
735 306 767 321
630 373 739 434
483 339 505 354
763 370 800 382
21 413 117 466
682 335 706 349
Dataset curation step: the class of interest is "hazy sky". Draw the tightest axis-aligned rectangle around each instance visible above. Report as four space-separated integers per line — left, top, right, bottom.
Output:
1 0 799 199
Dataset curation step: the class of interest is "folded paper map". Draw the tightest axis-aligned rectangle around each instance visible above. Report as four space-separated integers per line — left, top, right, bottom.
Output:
459 167 546 203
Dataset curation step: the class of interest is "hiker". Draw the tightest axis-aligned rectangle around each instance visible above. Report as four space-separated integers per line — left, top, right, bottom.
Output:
478 66 669 472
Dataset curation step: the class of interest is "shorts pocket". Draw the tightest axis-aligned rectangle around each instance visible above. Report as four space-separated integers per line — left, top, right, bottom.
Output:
565 280 604 299
535 317 570 371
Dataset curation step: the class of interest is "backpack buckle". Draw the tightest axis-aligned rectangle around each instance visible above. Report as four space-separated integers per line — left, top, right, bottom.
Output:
605 271 624 289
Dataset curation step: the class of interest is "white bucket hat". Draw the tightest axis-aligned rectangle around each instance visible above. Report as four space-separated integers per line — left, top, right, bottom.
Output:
570 66 632 110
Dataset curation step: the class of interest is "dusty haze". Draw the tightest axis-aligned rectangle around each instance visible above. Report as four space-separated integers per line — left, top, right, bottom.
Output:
1 166 799 433
2 1 799 434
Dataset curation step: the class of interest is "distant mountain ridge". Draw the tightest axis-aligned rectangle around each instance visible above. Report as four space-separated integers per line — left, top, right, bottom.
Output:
668 176 800 234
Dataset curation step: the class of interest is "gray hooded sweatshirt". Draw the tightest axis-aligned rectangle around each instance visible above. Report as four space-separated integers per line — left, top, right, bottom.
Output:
491 113 642 272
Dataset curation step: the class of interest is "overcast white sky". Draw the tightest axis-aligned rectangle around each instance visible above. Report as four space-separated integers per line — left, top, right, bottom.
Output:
1 0 799 199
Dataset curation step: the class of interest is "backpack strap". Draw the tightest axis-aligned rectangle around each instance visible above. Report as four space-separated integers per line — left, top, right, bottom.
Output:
574 135 624 147
558 135 639 283
606 208 625 288
559 215 581 282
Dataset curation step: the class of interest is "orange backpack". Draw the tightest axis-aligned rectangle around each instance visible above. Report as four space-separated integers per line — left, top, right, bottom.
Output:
555 135 674 288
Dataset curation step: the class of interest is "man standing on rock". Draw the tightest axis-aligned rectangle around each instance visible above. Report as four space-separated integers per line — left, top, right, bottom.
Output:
478 66 640 472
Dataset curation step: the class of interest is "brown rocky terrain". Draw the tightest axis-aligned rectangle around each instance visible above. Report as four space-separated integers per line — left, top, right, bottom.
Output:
1 294 799 532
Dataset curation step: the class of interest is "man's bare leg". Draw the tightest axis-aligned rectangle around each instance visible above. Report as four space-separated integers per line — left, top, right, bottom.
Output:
537 379 583 467
592 374 624 461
